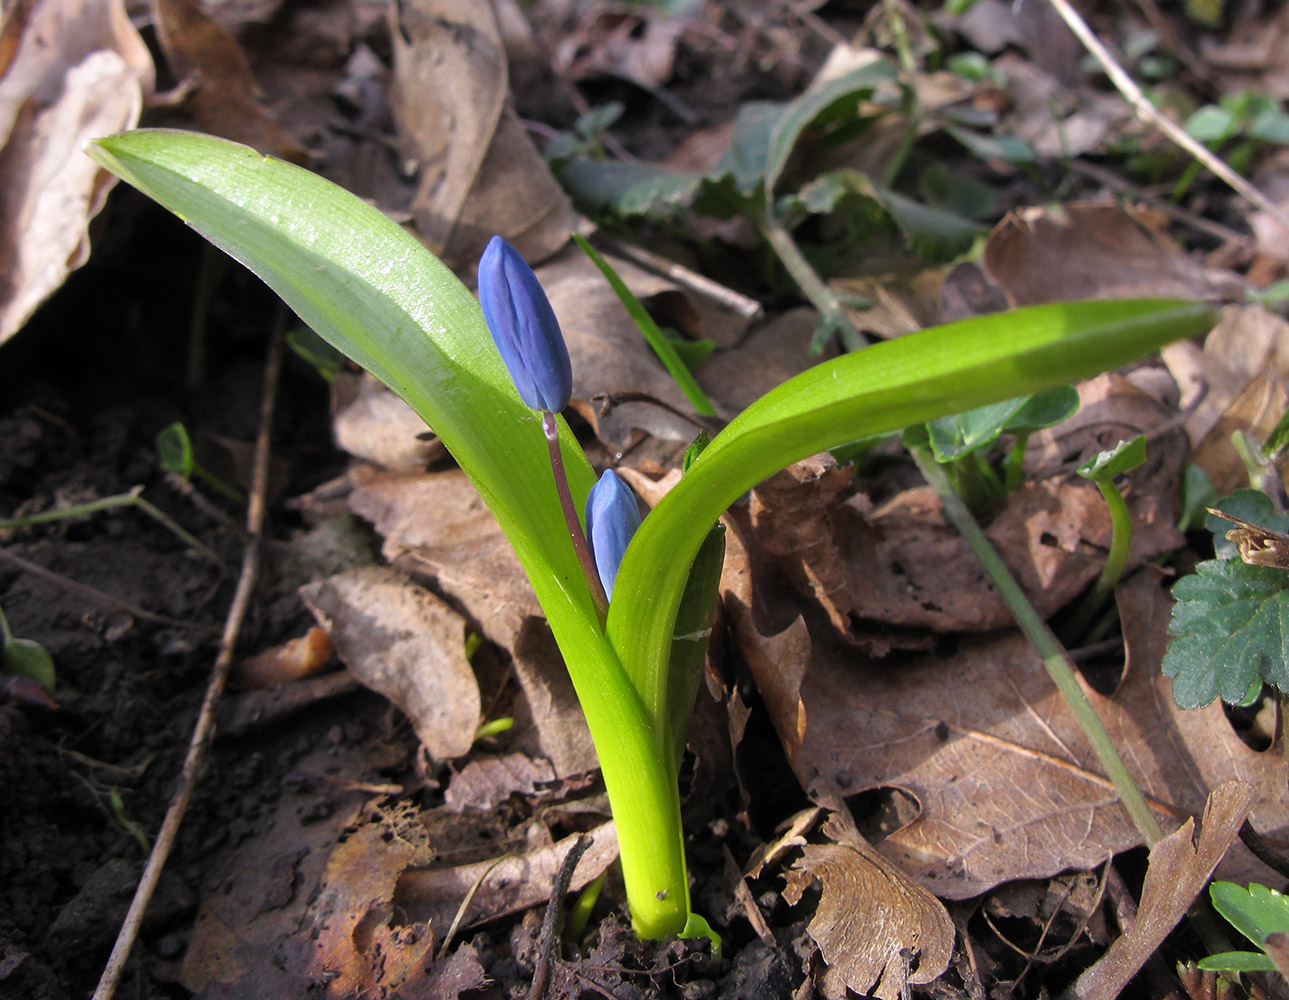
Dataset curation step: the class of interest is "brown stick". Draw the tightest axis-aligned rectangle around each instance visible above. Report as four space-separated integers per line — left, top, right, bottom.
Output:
1045 0 1289 235
91 323 285 1000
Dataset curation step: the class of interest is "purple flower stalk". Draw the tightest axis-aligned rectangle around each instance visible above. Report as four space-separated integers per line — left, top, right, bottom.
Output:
478 235 573 413
586 470 641 600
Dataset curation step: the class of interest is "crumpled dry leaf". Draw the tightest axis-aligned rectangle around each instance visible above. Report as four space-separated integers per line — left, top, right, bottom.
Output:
396 821 618 934
389 0 572 267
345 465 598 776
331 372 442 473
233 625 334 688
984 202 1242 307
782 811 954 1000
1069 780 1258 1000
695 307 839 413
773 570 1289 899
300 566 480 761
444 752 557 813
0 0 153 345
555 6 686 90
991 53 1127 159
151 0 307 161
1161 304 1289 494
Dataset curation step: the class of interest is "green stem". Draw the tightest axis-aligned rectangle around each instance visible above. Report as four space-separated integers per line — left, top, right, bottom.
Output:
0 602 12 645
759 215 867 348
1064 478 1132 640
543 412 609 626
0 488 221 566
909 442 1165 847
1004 431 1031 492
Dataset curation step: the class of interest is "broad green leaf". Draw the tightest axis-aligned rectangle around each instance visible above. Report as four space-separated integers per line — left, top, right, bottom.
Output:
1077 434 1147 480
927 398 1027 462
1210 881 1289 950
1177 465 1219 533
558 158 701 217
1005 385 1080 431
87 129 688 938
3 637 56 693
941 122 1034 164
1184 104 1237 143
1163 558 1289 707
1197 950 1278 972
156 422 195 477
611 298 1218 725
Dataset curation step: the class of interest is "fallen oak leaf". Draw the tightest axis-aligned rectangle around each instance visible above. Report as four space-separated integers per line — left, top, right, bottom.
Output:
781 810 954 1000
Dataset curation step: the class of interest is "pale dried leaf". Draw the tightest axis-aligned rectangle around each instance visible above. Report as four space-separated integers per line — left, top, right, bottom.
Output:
784 571 1289 898
0 0 152 345
389 0 572 266
346 466 598 775
1069 781 1258 1000
300 566 480 761
395 822 618 933
331 372 443 473
152 0 307 160
984 202 1240 307
782 813 953 1000
444 753 557 813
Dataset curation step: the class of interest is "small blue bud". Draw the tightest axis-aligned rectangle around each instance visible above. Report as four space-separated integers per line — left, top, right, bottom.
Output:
478 236 573 413
585 469 641 600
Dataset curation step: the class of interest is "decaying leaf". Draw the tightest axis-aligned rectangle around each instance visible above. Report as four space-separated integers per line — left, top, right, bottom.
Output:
151 0 307 161
346 465 598 776
389 0 572 266
300 566 480 761
396 822 619 934
770 572 1289 898
983 202 1240 307
444 752 557 813
782 812 954 1000
331 372 443 473
1069 781 1258 1000
0 0 153 345
1208 508 1289 570
1161 304 1289 494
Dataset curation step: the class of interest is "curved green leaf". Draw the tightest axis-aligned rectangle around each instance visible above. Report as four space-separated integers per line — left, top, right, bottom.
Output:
609 299 1219 725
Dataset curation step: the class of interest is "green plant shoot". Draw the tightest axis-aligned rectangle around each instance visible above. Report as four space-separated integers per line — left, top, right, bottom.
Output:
87 128 1218 940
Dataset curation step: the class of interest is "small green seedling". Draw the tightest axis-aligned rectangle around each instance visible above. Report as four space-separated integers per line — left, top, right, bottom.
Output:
156 422 245 504
286 324 348 382
923 385 1080 511
1164 488 1289 708
87 127 1217 940
1063 434 1148 640
0 602 56 708
1200 881 1289 974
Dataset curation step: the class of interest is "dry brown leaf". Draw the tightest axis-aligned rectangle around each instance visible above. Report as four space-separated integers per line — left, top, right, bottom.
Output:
555 7 685 90
1161 304 1289 494
833 266 948 340
0 0 152 345
300 566 480 761
151 0 307 161
444 753 557 813
389 0 572 267
991 53 1127 159
539 244 701 446
695 307 839 414
1068 781 1258 1000
331 372 443 473
782 812 954 1000
984 202 1240 307
395 822 618 934
776 571 1289 899
346 465 598 775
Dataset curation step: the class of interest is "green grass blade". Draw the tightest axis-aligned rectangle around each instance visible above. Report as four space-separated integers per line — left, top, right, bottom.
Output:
572 234 717 417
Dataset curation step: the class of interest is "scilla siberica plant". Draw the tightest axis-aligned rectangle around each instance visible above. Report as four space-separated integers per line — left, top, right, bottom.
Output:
87 129 1219 943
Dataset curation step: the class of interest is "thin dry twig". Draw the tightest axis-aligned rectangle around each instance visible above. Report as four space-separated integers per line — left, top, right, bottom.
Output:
91 323 286 1000
529 832 594 1000
0 548 215 632
1045 0 1289 236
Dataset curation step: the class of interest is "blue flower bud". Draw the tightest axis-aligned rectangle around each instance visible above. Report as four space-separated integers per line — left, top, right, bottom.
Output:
478 236 573 413
585 469 641 600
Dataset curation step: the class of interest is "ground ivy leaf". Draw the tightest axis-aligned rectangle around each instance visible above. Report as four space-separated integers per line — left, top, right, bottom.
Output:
1164 557 1289 708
